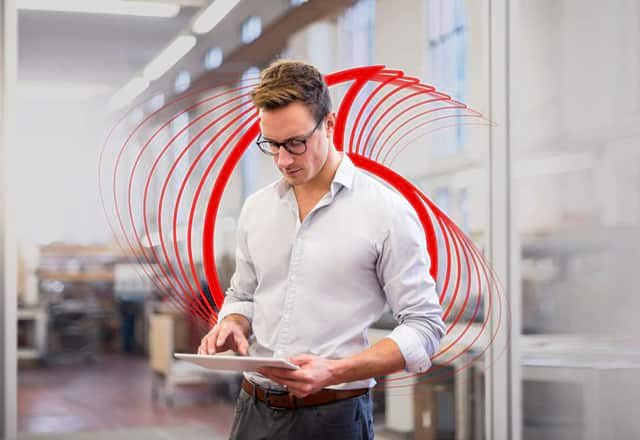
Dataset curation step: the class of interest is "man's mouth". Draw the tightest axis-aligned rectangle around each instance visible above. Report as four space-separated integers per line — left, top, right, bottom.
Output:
284 168 302 176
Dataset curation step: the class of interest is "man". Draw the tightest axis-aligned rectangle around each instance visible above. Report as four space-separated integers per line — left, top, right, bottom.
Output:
198 60 446 440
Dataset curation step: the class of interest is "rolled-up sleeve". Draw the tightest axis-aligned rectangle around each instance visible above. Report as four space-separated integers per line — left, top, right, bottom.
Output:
217 200 258 324
376 198 446 373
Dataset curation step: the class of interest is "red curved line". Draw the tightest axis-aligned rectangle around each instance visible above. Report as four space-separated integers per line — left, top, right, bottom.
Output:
434 210 454 305
437 212 464 322
369 93 452 161
131 86 255 317
434 216 477 353
104 66 502 384
172 101 255 317
136 90 253 319
355 75 423 156
374 212 492 385
348 155 439 288
103 80 249 311
374 103 467 163
349 70 405 155
381 216 492 384
99 109 186 313
377 186 491 383
325 65 386 152
420 192 485 331
361 87 432 159
158 100 255 319
386 120 493 166
119 86 253 315
383 112 486 165
201 120 261 314
180 105 258 320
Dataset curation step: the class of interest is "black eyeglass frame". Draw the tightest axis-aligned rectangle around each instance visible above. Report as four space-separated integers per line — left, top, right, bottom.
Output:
255 117 324 156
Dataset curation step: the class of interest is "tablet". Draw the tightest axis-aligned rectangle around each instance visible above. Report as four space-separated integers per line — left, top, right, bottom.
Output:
174 353 299 372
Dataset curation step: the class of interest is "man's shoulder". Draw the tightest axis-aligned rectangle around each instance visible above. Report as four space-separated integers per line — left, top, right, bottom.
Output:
243 179 282 208
352 168 408 209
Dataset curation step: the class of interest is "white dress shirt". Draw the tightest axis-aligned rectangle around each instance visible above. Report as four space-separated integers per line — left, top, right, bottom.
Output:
218 153 446 390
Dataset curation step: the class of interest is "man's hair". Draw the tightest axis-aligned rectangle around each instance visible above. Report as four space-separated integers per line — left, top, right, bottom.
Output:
250 60 331 123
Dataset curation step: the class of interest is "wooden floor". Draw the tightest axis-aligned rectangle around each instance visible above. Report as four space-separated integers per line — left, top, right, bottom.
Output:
18 354 236 438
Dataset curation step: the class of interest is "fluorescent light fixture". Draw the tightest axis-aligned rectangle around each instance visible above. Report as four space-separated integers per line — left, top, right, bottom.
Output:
18 81 112 101
192 0 241 35
143 35 197 81
109 76 149 110
18 0 180 18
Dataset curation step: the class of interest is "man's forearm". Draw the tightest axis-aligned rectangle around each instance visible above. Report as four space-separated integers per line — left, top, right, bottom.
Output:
328 338 406 385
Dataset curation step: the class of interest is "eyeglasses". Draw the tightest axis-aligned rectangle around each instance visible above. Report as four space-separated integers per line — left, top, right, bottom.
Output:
256 117 324 156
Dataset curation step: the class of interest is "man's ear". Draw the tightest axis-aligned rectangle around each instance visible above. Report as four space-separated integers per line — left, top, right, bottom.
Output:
325 112 337 140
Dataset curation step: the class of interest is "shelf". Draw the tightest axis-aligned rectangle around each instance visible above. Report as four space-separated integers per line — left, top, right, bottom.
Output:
40 243 129 258
36 270 114 282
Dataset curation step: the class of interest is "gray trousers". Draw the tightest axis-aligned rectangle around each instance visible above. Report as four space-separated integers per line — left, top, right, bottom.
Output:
228 388 375 440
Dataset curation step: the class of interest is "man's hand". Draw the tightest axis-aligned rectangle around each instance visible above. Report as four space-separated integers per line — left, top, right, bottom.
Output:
197 314 251 355
257 354 344 399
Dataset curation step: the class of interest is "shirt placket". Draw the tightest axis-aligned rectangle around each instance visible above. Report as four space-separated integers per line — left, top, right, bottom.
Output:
273 189 336 357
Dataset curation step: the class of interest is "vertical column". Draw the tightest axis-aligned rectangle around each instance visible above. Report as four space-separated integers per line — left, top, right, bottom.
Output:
487 0 521 439
0 0 17 438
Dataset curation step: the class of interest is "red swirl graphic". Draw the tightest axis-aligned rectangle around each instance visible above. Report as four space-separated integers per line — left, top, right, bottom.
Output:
99 65 505 389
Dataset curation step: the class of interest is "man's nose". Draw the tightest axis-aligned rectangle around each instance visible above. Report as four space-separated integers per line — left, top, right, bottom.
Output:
276 147 294 167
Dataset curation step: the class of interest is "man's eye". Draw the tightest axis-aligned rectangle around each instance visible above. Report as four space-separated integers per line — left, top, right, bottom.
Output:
285 140 305 148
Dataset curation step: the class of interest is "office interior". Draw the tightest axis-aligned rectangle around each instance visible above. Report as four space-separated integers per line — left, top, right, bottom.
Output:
1 0 640 439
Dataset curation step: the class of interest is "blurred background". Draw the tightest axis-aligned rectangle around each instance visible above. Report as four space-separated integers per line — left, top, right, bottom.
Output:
1 0 640 439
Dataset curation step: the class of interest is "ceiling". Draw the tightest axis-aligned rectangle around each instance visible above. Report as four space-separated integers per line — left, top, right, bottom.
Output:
17 5 200 89
15 0 356 106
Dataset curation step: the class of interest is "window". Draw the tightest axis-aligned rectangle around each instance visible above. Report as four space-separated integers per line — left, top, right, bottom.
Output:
425 0 467 157
174 70 191 94
240 67 260 199
203 47 223 70
290 0 308 6
149 93 165 112
241 66 260 82
342 0 375 66
340 0 376 135
240 16 262 44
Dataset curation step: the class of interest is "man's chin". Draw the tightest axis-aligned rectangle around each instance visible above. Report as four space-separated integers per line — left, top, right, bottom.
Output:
283 171 306 185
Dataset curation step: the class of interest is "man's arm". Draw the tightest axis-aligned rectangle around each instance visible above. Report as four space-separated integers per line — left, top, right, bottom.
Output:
216 200 257 324
375 197 446 373
260 198 446 398
199 201 257 354
258 338 404 398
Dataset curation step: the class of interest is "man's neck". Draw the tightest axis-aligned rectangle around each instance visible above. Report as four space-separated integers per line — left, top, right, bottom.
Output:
294 149 343 198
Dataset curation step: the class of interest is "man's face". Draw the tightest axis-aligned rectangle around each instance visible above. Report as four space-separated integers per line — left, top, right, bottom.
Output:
258 101 335 187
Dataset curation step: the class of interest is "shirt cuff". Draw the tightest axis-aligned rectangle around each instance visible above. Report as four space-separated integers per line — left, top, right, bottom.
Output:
217 301 254 324
386 325 432 373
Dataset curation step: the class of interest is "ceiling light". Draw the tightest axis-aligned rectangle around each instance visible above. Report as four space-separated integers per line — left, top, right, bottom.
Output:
109 76 149 110
143 35 197 81
192 0 241 35
18 0 181 18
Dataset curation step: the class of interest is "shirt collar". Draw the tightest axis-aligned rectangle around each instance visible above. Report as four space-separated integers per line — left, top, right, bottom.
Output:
276 153 356 199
